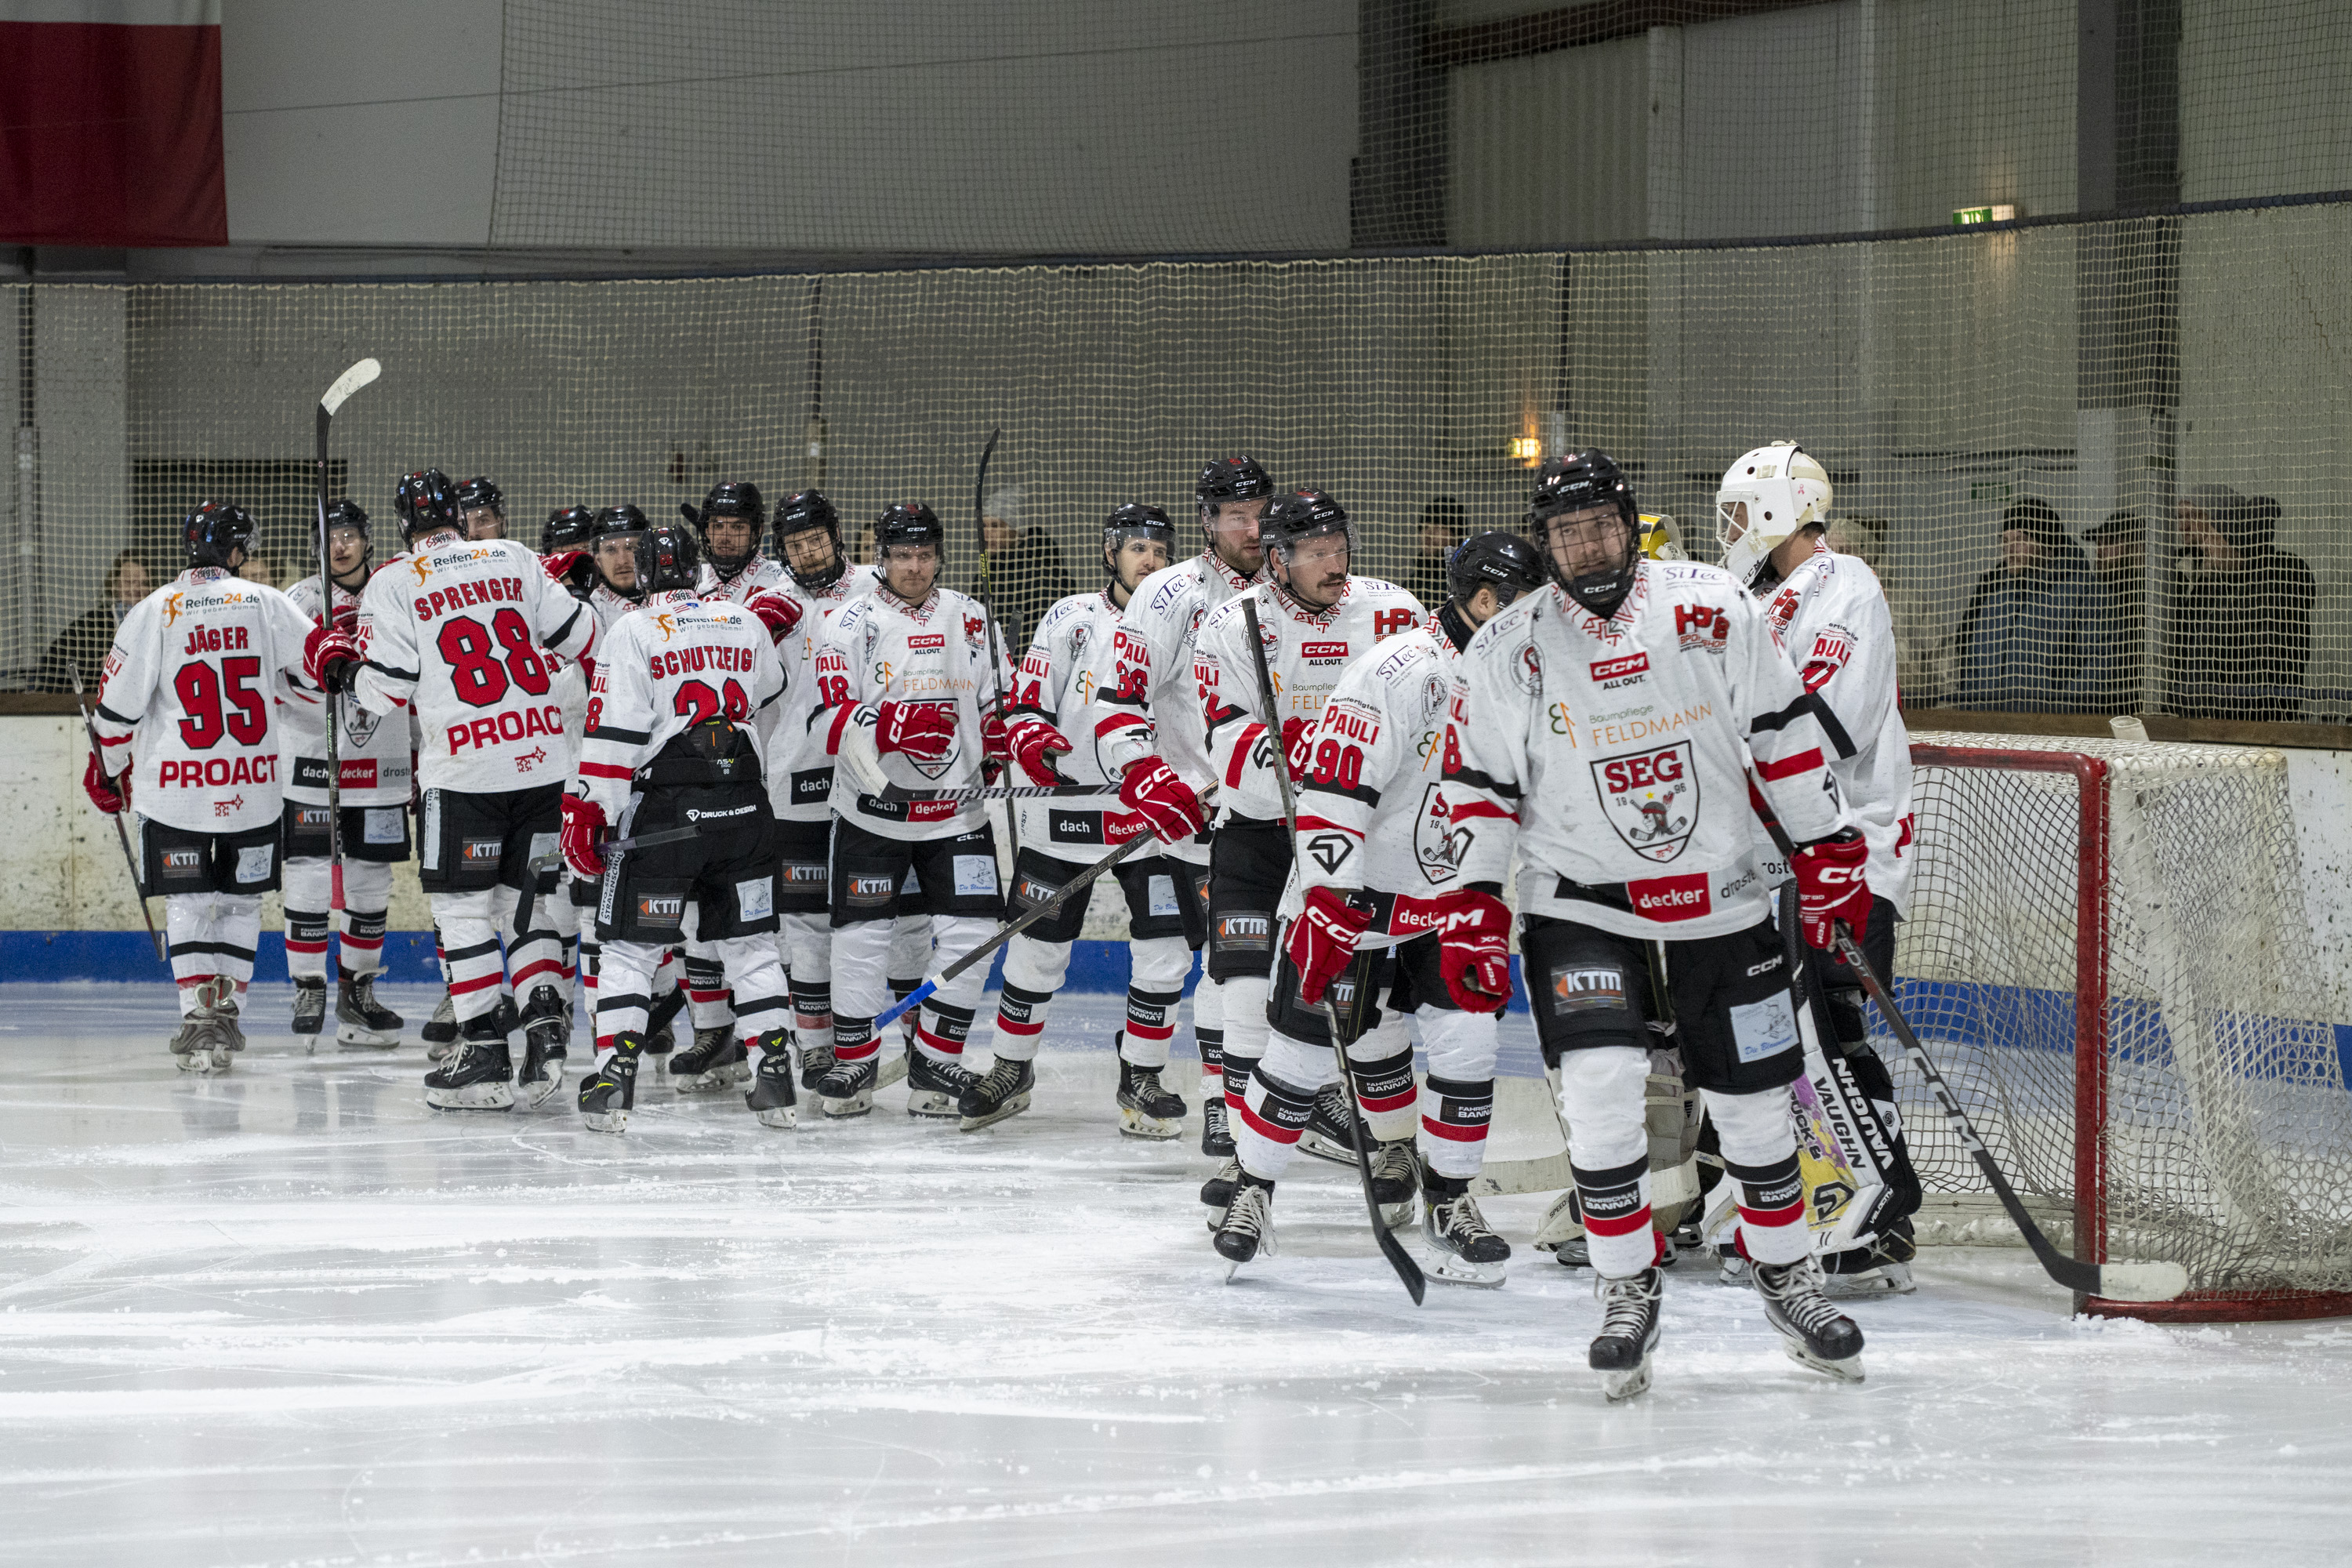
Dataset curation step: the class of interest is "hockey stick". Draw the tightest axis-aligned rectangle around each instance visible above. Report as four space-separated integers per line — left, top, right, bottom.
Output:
514 822 706 941
1240 594 1426 1305
312 357 381 945
968 427 1026 870
881 780 1111 804
1750 799 2187 1302
67 662 165 964
873 829 1157 1033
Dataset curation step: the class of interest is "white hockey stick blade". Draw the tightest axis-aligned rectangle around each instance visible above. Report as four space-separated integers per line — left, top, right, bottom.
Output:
1470 1150 1573 1197
321 358 381 415
2092 1260 2192 1302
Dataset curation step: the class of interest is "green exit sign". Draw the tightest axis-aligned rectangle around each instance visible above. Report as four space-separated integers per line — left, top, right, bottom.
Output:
1970 480 2013 501
1954 204 2019 226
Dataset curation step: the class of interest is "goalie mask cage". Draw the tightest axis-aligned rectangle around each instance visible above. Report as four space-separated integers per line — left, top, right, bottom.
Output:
1894 732 2352 1321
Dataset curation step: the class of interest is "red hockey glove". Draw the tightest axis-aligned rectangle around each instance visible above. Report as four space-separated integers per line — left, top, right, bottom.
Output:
1436 889 1514 1013
1280 715 1315 783
874 700 955 761
542 550 586 583
82 752 125 816
745 590 803 645
980 706 1012 763
329 601 358 634
1287 885 1375 1006
560 793 609 879
1006 714 1071 786
1117 757 1206 844
1791 831 1871 950
303 621 361 694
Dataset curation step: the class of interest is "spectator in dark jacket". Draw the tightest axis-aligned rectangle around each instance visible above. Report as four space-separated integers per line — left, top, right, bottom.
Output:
971 485 1074 655
2067 510 2148 715
1950 497 2090 712
1406 496 1465 610
2163 485 2314 720
35 550 150 695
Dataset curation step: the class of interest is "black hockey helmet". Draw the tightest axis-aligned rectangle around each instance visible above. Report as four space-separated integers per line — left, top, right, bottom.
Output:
1104 501 1175 555
681 480 766 579
456 475 504 515
774 488 845 592
183 499 259 570
1194 455 1273 528
393 468 465 546
322 498 370 539
591 504 651 542
1526 448 1641 615
876 500 946 559
1446 528 1546 610
542 505 596 553
633 520 702 594
1261 488 1352 564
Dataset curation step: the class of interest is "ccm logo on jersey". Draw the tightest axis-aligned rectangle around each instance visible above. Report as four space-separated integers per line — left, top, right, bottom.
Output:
1673 604 1729 652
906 633 946 652
1589 652 1650 686
1301 641 1350 666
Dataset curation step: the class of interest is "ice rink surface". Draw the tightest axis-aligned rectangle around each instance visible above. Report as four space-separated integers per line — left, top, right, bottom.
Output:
2 982 2348 1568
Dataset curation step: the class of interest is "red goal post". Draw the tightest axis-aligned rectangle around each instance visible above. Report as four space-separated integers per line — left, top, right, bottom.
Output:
1898 735 2352 1322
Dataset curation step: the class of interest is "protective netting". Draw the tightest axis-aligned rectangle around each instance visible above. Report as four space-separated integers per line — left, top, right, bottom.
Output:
1892 732 2352 1308
7 200 2351 717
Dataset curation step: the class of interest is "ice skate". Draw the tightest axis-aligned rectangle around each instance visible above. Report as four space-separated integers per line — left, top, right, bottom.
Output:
905 1050 977 1119
797 1038 836 1091
1297 1081 1362 1165
1718 1252 1752 1287
422 989 459 1059
1591 1268 1664 1402
423 1018 515 1111
213 993 247 1059
1368 1137 1419 1229
1214 1180 1276 1279
1200 1094 1234 1157
172 979 237 1075
577 1035 642 1134
1421 1173 1510 1288
958 1058 1033 1131
1821 1218 1918 1298
1753 1256 1865 1381
1115 1059 1185 1140
291 976 328 1048
1200 1156 1241 1226
668 1026 746 1094
746 1034 798 1129
514 985 568 1106
817 1054 878 1118
336 974 403 1049
1552 1235 1592 1269
644 985 684 1054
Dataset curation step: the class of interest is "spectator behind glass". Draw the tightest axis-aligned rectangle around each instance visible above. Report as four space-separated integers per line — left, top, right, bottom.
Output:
1948 496 2089 713
2066 510 2148 716
971 485 1074 653
1407 495 1465 610
37 549 151 694
1829 514 1951 705
2164 485 2314 721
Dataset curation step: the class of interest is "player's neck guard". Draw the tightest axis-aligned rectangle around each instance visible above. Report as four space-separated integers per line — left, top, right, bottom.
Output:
1438 600 1476 652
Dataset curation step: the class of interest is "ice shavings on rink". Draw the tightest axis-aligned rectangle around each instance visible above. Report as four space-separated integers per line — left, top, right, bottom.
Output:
1 982 2348 1567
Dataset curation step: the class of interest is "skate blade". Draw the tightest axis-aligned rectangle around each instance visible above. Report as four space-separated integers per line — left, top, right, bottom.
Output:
304 1039 318 1056
1117 1108 1185 1140
582 1106 629 1134
753 1104 799 1130
1377 1200 1416 1230
1423 1251 1508 1290
959 1091 1032 1132
1297 1130 1358 1166
1784 1344 1865 1383
1822 1267 1916 1299
906 1090 960 1119
876 1054 909 1090
336 1027 401 1050
518 1073 564 1109
1600 1358 1653 1403
819 1091 875 1119
424 1083 516 1112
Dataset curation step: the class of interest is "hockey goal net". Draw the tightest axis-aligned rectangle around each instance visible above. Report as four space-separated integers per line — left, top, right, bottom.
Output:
1893 732 2352 1321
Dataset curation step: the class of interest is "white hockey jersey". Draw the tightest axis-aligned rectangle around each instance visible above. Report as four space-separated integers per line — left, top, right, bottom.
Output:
1279 609 1470 942
811 583 1010 841
281 575 413 808
1193 575 1428 826
1441 563 1851 941
695 556 786 606
1082 550 1263 811
353 536 597 794
92 567 320 834
573 589 786 819
1753 541 1915 915
764 562 882 823
1009 586 1149 855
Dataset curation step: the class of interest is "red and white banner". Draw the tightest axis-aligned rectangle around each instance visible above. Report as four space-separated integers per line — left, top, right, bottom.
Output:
0 1 226 247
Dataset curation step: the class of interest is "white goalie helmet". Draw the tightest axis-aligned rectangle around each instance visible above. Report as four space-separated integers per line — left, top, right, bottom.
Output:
1715 440 1833 588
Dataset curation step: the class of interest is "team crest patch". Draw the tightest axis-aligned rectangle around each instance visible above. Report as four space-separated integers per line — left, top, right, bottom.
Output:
1512 641 1542 695
1413 782 1461 886
1591 742 1697 862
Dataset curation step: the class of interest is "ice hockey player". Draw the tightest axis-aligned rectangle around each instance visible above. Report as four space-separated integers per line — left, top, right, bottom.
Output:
1717 440 1922 1291
280 499 412 1049
1190 489 1427 1222
1209 530 1548 1284
806 501 1016 1118
85 500 322 1071
964 502 1212 1134
560 520 793 1133
307 468 598 1111
1080 456 1272 1160
457 477 506 541
1439 448 1870 1398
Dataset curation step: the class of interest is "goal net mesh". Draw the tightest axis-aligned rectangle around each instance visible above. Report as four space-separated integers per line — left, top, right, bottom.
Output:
1894 732 2352 1306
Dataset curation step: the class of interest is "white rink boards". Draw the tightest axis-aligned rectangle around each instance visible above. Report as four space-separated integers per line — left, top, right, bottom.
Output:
2 983 2348 1567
